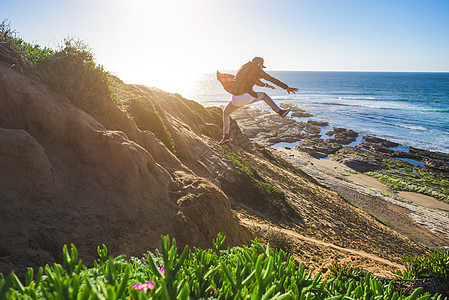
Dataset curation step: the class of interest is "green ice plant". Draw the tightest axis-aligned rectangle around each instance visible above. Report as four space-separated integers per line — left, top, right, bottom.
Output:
213 232 226 254
217 241 322 300
1 234 447 299
144 235 189 299
182 233 228 298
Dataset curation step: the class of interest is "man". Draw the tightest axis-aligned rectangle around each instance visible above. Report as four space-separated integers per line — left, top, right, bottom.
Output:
217 57 299 144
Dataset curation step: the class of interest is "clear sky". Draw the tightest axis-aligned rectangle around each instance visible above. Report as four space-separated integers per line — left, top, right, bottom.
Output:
2 0 449 91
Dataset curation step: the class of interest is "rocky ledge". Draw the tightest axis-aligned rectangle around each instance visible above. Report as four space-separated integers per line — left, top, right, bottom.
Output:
231 104 449 174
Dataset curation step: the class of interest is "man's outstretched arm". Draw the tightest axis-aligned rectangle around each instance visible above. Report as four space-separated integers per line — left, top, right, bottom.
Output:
261 71 298 94
261 72 288 89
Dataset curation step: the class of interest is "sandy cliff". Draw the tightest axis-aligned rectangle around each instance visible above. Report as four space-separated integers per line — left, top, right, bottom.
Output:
0 64 250 273
0 62 431 276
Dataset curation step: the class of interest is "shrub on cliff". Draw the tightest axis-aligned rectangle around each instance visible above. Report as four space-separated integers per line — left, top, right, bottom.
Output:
393 251 449 297
0 21 118 115
35 38 118 114
0 21 51 73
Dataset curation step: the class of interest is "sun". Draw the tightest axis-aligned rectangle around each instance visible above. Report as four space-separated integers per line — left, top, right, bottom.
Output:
141 54 204 95
97 0 222 93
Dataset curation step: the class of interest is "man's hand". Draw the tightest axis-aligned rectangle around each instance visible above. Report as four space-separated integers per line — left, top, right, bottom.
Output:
286 87 299 94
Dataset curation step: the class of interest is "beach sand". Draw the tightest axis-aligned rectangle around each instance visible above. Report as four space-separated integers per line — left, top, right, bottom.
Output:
272 147 449 248
398 191 449 212
348 173 391 191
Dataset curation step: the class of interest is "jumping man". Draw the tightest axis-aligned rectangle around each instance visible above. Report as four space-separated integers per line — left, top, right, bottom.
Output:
217 57 299 144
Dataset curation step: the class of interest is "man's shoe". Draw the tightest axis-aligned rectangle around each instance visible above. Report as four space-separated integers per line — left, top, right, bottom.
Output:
278 108 291 118
219 136 233 144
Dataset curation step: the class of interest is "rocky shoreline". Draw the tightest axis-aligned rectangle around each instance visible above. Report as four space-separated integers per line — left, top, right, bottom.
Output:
231 104 449 248
231 104 449 173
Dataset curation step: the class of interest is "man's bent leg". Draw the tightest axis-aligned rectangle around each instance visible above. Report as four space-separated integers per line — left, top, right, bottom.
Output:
223 101 239 135
220 101 240 144
254 92 281 113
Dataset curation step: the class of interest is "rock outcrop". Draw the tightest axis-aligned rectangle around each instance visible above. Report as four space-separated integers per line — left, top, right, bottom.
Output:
0 63 251 273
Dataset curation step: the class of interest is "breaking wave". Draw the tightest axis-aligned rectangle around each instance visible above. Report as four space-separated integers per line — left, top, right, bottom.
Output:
395 124 427 131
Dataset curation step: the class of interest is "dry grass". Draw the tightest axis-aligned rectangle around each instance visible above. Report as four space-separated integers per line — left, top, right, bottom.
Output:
249 224 293 253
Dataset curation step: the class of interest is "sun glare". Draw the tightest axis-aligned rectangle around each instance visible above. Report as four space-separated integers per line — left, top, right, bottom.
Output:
151 68 202 96
105 0 213 94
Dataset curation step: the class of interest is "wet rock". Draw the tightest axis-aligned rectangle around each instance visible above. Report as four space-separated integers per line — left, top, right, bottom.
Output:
295 138 342 158
391 151 422 161
346 129 358 137
328 135 354 145
304 124 321 135
345 159 380 172
409 147 449 162
327 128 359 145
389 146 449 172
232 108 308 146
360 143 394 154
254 132 299 146
363 136 385 143
295 138 327 158
323 142 343 154
424 159 449 172
381 141 400 148
333 127 347 133
405 147 449 172
359 138 449 172
363 135 399 148
333 152 381 172
308 134 322 139
280 104 313 116
291 111 313 118
307 120 329 127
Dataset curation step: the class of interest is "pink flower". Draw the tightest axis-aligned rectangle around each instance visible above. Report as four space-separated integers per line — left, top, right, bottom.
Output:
132 281 155 291
132 283 145 290
210 288 217 296
144 281 155 290
159 266 165 276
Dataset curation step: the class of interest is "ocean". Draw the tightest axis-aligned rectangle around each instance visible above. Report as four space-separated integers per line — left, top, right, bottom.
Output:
178 71 449 154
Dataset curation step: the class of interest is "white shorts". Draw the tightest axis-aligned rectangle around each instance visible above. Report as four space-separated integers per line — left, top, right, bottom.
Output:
231 92 263 107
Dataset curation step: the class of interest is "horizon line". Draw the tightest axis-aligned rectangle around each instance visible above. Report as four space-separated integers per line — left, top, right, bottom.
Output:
206 69 449 73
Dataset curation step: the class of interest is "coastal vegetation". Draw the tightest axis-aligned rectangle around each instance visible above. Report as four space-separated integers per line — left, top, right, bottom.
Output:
1 235 447 299
221 145 285 202
366 170 449 204
0 21 118 114
393 251 449 296
336 147 449 204
127 93 178 157
219 145 298 217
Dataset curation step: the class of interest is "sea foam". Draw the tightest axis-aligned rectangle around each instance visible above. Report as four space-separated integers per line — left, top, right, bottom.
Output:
395 124 427 131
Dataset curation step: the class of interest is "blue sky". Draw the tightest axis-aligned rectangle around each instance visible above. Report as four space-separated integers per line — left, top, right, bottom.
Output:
2 0 448 89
